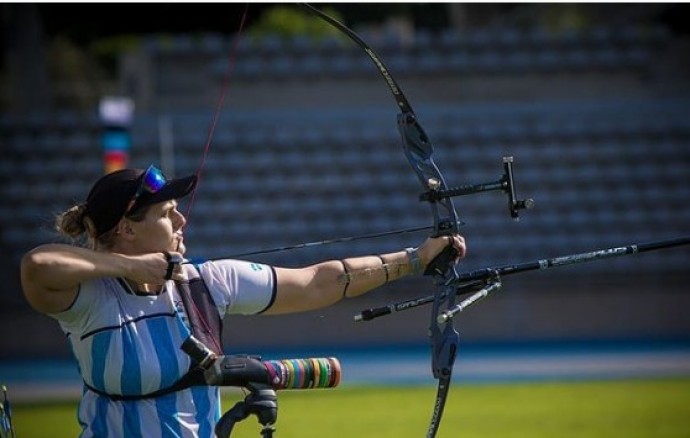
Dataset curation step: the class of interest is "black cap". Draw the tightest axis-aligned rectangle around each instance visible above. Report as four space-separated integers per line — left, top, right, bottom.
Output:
85 167 197 237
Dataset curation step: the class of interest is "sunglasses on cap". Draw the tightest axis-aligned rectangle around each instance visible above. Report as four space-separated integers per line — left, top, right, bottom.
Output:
123 165 167 216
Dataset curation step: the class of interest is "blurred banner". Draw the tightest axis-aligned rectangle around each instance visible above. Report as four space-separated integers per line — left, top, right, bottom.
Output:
99 96 135 174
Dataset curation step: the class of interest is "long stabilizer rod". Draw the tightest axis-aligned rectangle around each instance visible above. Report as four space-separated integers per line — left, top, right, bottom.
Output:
355 236 690 322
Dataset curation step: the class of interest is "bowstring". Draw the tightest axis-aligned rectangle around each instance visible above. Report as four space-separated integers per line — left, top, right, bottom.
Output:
184 3 250 224
178 4 428 260
226 225 433 258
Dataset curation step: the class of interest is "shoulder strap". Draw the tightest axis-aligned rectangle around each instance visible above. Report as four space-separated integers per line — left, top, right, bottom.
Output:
83 367 205 401
176 264 224 355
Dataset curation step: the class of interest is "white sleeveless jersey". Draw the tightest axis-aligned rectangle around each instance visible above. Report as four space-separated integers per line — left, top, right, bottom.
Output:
49 259 276 438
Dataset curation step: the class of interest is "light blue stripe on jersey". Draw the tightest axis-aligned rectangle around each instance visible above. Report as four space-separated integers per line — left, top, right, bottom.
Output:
156 392 184 437
90 330 112 391
120 325 142 395
146 317 182 389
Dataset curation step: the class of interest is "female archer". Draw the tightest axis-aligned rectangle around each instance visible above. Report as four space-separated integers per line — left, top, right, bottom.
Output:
20 165 466 437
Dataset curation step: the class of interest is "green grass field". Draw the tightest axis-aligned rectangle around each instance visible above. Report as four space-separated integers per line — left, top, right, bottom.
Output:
10 378 690 437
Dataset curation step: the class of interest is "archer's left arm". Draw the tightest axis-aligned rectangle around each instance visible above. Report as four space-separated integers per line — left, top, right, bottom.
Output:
263 235 466 315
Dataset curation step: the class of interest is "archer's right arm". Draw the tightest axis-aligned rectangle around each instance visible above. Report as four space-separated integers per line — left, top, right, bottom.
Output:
20 244 169 314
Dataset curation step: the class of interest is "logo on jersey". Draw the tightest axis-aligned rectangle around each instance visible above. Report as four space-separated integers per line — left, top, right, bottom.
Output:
174 299 190 328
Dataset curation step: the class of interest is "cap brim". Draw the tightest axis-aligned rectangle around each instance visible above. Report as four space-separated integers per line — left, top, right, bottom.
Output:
150 174 198 204
132 174 197 212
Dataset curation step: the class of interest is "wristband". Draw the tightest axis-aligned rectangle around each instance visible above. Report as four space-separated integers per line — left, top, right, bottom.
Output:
405 247 423 275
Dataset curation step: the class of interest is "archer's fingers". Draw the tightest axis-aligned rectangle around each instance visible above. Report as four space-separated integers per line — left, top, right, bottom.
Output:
170 263 187 281
448 235 467 260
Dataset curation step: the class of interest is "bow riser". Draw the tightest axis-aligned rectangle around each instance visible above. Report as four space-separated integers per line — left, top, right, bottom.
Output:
398 114 460 242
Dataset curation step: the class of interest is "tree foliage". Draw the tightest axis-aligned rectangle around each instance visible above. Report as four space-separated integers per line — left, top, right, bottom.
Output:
248 6 345 40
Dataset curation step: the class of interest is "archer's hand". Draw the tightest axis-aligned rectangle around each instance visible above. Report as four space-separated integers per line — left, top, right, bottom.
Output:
417 234 467 267
125 251 187 284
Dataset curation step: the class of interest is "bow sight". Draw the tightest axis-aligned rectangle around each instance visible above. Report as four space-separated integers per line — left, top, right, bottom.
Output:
419 156 535 220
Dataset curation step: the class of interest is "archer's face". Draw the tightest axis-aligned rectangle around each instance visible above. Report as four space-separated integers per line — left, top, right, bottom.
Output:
130 200 188 254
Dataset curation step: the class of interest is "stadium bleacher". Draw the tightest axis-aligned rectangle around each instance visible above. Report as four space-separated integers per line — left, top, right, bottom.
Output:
1 19 688 356
3 97 688 272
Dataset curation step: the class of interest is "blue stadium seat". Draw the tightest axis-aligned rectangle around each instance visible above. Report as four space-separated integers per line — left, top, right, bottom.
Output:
438 29 463 50
446 52 472 73
258 35 285 55
386 53 413 75
494 28 523 51
534 50 564 72
170 35 195 53
232 57 265 79
198 34 226 54
288 35 312 53
416 52 445 74
298 54 329 77
502 51 532 73
267 56 295 77
475 51 504 73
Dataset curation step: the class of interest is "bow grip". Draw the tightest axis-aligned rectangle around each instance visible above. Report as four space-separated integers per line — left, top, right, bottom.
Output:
424 244 458 276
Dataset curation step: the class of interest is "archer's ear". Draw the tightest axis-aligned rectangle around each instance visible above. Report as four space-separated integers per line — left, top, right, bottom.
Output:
115 219 137 240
